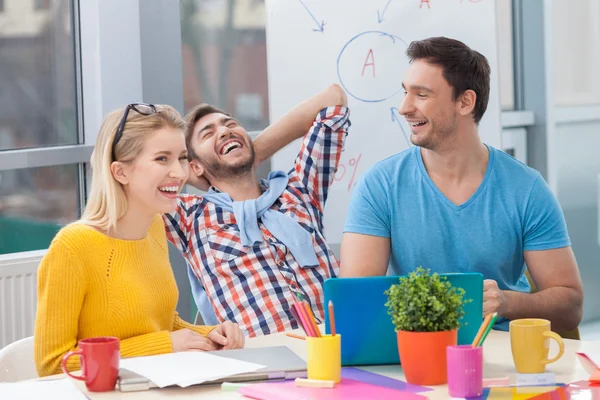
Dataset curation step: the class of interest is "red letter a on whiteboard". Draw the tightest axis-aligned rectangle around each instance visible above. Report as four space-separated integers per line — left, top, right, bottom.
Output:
361 49 376 77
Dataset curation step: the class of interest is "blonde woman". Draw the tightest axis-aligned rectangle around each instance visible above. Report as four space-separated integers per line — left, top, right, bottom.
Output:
34 103 244 377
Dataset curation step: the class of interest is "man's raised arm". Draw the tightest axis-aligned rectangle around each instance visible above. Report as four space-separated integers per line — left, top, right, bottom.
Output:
253 83 348 164
185 84 348 191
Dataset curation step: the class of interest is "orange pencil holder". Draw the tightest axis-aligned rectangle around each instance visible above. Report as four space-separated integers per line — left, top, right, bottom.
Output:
306 334 341 383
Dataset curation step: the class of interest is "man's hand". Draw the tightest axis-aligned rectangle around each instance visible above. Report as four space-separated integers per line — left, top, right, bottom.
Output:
483 279 507 317
186 172 210 192
207 321 245 350
253 83 348 165
170 328 219 352
326 83 348 107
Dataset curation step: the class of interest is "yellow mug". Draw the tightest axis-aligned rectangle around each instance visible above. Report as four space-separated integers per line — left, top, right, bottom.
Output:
509 319 564 373
306 334 341 383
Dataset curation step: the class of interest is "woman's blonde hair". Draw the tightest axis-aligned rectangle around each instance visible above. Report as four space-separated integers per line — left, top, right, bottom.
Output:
80 104 186 233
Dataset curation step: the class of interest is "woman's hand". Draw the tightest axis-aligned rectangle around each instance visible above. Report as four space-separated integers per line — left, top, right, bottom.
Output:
170 328 219 352
207 321 245 350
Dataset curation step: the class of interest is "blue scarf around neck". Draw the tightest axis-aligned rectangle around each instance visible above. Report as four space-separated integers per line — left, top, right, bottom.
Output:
203 170 319 268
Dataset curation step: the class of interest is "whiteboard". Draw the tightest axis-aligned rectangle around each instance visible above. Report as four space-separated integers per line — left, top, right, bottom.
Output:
266 0 502 243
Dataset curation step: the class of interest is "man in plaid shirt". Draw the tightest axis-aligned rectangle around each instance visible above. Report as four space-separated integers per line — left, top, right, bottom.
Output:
163 84 350 337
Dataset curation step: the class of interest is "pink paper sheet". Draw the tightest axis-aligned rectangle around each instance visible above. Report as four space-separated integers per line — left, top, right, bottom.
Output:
239 378 428 400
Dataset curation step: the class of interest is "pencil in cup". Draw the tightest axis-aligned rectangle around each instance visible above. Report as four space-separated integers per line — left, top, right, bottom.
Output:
477 313 497 347
293 302 315 337
289 304 308 335
328 300 336 336
303 301 322 337
471 313 493 347
472 312 497 347
291 294 318 337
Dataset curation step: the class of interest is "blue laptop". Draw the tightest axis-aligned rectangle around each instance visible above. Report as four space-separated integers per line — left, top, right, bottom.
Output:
323 273 483 366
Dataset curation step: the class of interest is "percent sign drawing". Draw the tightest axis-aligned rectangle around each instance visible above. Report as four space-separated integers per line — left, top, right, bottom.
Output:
334 154 362 191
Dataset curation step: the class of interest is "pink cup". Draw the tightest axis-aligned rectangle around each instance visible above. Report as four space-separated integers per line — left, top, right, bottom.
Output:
447 345 483 398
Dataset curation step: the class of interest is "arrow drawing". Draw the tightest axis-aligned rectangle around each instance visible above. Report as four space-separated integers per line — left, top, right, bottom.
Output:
391 107 411 147
377 0 394 23
297 0 325 32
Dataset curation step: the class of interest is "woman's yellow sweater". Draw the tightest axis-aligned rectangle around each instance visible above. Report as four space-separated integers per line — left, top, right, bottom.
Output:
34 215 214 377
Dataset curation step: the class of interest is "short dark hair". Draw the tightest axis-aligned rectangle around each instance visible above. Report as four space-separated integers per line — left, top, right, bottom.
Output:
183 103 231 160
406 37 490 124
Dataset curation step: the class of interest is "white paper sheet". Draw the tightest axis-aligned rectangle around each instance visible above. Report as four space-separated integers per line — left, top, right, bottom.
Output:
119 351 265 388
0 378 88 400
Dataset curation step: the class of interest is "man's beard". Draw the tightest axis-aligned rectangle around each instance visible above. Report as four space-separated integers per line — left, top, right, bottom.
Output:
411 115 457 151
202 141 256 180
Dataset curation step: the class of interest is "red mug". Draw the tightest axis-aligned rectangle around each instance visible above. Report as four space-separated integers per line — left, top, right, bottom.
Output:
61 337 120 392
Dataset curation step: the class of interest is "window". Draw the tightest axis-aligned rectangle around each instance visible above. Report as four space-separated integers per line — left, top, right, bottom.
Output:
553 0 600 106
0 165 81 254
0 0 78 150
180 0 269 131
0 0 83 257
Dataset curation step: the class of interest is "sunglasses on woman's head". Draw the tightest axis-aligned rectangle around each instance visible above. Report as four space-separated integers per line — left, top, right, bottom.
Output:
111 103 157 161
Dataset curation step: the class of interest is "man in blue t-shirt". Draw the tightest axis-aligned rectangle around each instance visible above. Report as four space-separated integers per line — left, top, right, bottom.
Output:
341 37 583 332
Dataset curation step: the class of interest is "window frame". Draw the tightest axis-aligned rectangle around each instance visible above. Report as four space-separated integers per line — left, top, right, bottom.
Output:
0 0 88 258
0 0 186 260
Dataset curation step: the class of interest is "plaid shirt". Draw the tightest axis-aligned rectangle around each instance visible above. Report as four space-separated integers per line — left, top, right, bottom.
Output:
163 106 350 337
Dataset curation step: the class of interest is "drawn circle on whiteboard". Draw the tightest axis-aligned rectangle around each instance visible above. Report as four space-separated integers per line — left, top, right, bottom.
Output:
337 31 408 103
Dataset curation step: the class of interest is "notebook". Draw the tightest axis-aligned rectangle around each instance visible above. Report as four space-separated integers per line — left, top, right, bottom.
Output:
323 273 484 365
118 346 306 392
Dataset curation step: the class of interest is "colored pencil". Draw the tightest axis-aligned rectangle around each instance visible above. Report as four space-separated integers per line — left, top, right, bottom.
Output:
303 301 321 337
289 305 308 335
294 302 316 337
285 333 306 340
291 293 314 336
472 313 494 347
477 312 497 347
329 300 336 336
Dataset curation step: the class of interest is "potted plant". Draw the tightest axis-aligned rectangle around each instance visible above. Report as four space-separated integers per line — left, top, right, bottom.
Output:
384 267 468 386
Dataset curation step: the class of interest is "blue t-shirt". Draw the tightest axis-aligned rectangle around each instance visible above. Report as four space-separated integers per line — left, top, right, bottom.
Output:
344 145 571 331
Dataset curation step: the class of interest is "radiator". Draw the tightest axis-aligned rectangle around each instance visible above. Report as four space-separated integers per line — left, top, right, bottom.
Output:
0 251 45 349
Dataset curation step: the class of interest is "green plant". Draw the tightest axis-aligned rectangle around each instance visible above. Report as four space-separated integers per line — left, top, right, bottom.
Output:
384 267 470 332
